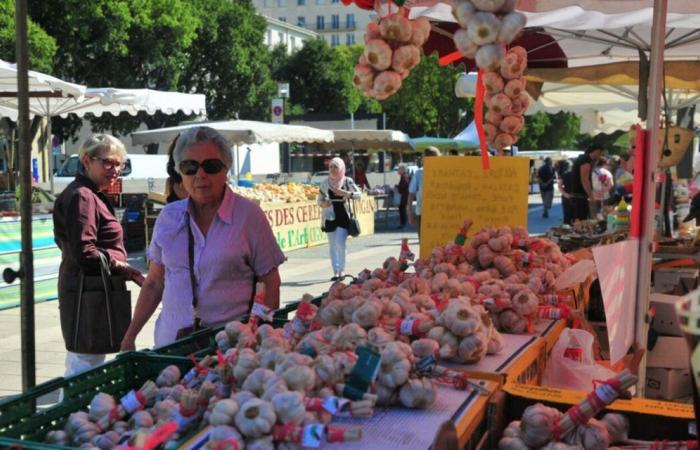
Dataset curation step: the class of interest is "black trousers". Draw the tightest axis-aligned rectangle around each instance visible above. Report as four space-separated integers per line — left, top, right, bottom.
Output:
572 197 590 221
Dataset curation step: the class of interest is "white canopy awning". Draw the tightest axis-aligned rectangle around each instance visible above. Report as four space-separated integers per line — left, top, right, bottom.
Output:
319 129 412 150
130 120 335 146
0 59 207 121
410 2 700 68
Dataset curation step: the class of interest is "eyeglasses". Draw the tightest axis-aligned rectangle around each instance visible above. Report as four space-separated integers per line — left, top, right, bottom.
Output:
179 159 226 175
91 156 123 171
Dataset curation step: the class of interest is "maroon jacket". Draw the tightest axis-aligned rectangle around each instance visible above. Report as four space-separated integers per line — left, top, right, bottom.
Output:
53 174 127 284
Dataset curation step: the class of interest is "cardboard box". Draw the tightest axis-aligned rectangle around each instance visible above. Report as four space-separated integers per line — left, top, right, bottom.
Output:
646 367 692 400
647 336 690 369
650 293 686 336
653 267 699 294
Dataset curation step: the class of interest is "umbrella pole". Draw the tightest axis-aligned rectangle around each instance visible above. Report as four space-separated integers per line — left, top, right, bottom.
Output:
15 0 36 392
48 100 54 193
634 0 667 397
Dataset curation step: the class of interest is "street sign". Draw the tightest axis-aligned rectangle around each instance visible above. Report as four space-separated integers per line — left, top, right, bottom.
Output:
271 98 284 124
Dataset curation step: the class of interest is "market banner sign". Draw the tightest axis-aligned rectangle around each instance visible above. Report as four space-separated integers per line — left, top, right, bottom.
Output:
592 239 639 365
420 156 529 258
261 194 375 252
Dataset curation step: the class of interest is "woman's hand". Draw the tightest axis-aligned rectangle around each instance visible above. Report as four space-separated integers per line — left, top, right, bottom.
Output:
330 187 347 197
113 260 145 286
120 335 136 352
321 200 332 208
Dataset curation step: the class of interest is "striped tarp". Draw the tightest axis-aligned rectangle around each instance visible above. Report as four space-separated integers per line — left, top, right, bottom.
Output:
0 215 61 310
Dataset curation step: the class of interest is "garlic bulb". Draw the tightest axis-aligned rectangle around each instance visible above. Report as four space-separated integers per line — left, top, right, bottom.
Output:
379 14 412 43
497 12 527 45
475 44 505 71
472 0 506 12
467 12 501 46
371 71 403 100
454 29 478 59
353 64 375 91
392 45 421 74
453 0 476 28
364 39 393 71
411 17 431 47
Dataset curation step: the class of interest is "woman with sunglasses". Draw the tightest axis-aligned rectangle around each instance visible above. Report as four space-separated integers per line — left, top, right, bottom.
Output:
53 134 144 376
120 126 286 349
318 157 361 281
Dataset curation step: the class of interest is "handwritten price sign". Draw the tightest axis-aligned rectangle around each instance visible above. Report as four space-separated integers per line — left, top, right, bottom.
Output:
592 240 639 365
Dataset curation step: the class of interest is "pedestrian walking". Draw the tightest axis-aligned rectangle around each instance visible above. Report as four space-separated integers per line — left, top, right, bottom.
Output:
571 144 603 221
318 157 362 281
537 157 556 218
408 147 441 237
396 164 410 229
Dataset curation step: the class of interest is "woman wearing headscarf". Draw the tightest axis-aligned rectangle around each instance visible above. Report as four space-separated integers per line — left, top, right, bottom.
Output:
120 126 286 349
318 157 361 281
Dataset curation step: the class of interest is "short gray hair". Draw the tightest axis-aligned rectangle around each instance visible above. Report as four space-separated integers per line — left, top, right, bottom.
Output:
172 126 232 173
78 134 127 162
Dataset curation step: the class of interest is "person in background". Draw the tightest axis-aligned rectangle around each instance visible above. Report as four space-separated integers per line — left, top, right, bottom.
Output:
591 157 615 217
396 164 410 229
354 160 371 190
448 149 459 156
537 157 556 218
557 160 574 225
571 144 603 221
408 146 441 237
120 126 285 349
53 134 144 376
165 134 188 203
318 157 362 281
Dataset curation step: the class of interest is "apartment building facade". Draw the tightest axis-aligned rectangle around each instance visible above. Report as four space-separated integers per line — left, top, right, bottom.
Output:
253 0 376 47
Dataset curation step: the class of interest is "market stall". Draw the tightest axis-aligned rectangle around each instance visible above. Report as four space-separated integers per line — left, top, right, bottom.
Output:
134 122 381 251
5 1 700 449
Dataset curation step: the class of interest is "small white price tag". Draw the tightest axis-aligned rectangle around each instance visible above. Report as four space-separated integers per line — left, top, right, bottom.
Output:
301 424 325 448
120 390 143 414
252 302 273 321
321 396 350 415
595 383 619 405
399 318 416 335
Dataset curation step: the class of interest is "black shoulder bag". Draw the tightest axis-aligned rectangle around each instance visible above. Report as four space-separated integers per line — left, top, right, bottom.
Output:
60 252 131 354
347 185 362 238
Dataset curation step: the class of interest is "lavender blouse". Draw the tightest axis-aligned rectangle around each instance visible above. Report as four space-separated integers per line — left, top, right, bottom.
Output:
148 186 286 346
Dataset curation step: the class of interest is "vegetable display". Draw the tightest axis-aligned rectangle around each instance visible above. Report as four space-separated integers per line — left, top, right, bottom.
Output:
231 183 319 204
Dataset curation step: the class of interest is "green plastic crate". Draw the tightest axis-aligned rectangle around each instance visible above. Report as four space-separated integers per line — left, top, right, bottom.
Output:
0 352 193 447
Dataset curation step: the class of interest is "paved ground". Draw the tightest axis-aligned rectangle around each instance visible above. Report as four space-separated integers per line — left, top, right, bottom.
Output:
0 194 565 399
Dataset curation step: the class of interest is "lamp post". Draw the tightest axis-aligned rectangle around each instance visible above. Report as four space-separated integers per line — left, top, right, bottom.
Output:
278 83 291 173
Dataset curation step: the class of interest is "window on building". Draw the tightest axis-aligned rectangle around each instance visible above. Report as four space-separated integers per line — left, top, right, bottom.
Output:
277 0 286 6
346 13 355 28
331 14 339 29
316 0 325 4
331 34 340 46
331 0 339 3
297 16 306 27
278 31 284 44
346 33 355 45
278 16 286 22
263 0 273 6
298 0 305 5
316 15 325 30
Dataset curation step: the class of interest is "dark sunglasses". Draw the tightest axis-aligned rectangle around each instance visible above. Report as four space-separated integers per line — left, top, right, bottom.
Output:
179 159 226 175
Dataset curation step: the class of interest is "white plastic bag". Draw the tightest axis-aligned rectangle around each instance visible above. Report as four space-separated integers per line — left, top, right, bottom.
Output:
542 328 616 391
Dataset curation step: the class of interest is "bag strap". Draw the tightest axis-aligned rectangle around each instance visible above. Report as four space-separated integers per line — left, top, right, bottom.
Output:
72 271 86 350
187 214 200 320
97 252 116 348
347 188 356 218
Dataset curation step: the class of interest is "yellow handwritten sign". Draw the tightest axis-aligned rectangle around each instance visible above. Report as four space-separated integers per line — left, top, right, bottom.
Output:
420 156 530 258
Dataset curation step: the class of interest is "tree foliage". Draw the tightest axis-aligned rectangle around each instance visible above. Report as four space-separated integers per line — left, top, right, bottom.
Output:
27 0 274 139
381 53 469 137
0 0 56 72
